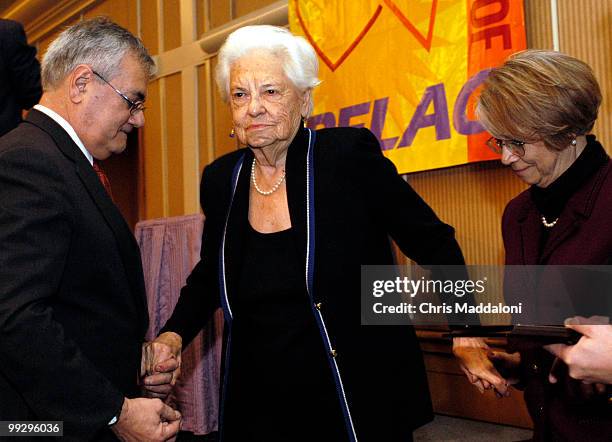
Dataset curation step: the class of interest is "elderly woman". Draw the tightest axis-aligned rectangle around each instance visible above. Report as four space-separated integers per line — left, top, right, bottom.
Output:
453 50 612 441
145 25 465 441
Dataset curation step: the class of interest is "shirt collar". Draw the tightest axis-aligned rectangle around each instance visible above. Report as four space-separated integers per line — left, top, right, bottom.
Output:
33 104 93 166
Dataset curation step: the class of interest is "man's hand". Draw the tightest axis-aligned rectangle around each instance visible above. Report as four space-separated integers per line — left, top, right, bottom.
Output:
545 316 612 385
453 337 519 397
141 332 183 399
111 397 181 442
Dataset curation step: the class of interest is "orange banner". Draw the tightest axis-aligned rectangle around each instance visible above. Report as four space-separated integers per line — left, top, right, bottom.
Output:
289 0 526 174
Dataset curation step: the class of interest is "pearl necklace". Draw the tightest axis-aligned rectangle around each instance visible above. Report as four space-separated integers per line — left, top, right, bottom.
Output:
251 158 286 196
541 215 558 228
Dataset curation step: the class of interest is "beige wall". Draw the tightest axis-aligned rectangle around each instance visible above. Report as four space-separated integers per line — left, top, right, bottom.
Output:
4 0 612 264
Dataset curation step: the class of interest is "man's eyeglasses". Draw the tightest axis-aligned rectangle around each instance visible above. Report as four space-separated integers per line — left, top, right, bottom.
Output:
486 137 526 157
92 70 145 116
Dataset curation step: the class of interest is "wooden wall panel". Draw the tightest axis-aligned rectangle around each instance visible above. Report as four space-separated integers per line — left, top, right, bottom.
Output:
404 162 527 265
141 0 159 55
143 79 165 219
234 0 277 18
83 0 136 33
196 0 208 36
165 72 185 216
524 0 553 49
558 0 612 153
210 0 231 29
198 63 213 172
163 0 181 51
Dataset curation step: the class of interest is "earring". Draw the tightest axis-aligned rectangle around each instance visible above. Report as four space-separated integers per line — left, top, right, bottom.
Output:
229 128 235 138
302 117 307 129
571 138 577 146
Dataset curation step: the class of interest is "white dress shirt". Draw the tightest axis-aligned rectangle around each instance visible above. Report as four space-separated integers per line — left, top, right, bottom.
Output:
33 104 93 166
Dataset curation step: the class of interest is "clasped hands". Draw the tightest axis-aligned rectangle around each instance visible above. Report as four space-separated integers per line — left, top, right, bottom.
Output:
109 332 184 442
141 332 183 399
452 337 520 398
453 316 612 399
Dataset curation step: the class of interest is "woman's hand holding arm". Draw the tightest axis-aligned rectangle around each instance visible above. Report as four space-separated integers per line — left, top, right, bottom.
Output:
453 337 519 397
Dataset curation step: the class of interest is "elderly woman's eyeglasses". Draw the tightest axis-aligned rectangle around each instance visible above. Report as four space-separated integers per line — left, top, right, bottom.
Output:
486 137 526 157
92 70 145 116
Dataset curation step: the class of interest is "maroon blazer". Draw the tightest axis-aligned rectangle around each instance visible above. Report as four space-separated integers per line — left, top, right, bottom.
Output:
502 153 612 441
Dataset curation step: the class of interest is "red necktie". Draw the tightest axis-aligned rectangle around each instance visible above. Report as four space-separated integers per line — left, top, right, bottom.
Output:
92 160 114 201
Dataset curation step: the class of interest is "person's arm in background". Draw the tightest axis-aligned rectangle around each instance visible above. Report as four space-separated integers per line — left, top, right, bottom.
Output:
3 20 42 110
546 318 612 385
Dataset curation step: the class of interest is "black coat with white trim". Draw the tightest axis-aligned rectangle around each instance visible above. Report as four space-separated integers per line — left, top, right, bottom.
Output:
163 127 465 441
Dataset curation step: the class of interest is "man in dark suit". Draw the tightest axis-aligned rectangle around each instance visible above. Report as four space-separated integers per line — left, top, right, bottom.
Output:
0 18 41 137
0 17 180 441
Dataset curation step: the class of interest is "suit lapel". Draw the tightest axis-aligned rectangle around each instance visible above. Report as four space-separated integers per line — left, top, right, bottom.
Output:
285 128 310 274
26 110 148 327
223 149 252 304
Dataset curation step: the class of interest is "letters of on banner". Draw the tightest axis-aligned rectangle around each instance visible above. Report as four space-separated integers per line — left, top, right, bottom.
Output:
289 0 526 174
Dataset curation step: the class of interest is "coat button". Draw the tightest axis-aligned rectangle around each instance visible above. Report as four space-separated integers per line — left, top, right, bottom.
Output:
315 302 322 310
531 364 540 374
330 349 337 358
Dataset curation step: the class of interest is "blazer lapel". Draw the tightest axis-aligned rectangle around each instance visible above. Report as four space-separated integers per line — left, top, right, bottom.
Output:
26 110 148 328
223 149 252 305
285 128 311 274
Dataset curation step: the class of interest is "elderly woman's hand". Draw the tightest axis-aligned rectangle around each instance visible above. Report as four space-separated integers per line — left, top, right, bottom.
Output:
453 337 519 397
141 332 183 399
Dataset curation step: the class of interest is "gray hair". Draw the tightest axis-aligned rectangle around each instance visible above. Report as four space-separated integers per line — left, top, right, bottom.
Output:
41 17 156 91
215 25 320 116
476 50 601 151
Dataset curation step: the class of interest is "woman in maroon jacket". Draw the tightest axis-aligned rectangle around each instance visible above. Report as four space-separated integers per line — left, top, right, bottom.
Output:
454 50 612 441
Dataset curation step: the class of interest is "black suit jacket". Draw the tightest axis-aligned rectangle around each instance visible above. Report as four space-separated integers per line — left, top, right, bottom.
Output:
0 19 41 137
163 127 465 441
0 110 148 441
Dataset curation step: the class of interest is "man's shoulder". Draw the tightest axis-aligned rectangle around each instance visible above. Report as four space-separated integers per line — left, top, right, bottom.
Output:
0 120 54 153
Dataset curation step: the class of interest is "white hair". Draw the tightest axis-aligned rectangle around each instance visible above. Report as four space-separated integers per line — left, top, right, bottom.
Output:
215 25 320 116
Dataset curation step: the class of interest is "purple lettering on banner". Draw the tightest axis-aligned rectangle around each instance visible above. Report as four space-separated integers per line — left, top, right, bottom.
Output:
371 97 399 150
307 112 337 129
398 83 451 147
338 101 371 128
453 68 490 135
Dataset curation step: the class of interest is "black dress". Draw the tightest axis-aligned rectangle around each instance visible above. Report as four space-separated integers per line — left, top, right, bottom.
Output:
222 223 347 441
